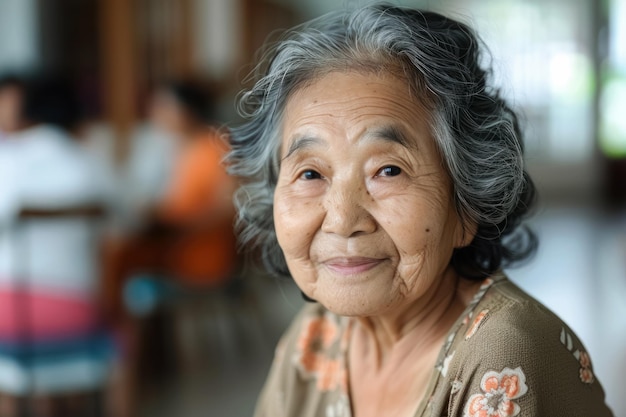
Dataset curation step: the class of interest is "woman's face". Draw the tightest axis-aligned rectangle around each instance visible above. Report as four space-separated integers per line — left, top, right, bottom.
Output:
0 86 23 133
148 89 188 138
274 71 471 317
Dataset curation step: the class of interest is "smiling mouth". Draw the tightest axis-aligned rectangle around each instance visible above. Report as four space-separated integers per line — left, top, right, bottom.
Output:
323 257 385 276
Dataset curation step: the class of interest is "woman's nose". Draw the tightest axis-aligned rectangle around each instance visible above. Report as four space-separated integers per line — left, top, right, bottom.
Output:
320 180 376 237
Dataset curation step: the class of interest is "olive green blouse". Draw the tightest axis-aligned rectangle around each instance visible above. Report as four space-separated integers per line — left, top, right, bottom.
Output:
254 274 614 417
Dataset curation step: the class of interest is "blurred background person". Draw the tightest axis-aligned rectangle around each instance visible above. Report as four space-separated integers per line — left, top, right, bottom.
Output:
0 74 26 141
104 79 239 385
109 79 237 302
0 74 126 417
142 80 237 287
119 114 179 232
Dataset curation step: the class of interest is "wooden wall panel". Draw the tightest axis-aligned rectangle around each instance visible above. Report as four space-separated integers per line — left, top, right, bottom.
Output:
98 0 137 160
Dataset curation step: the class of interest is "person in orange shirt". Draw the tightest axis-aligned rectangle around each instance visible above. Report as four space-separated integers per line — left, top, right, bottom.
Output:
106 81 238 323
98 81 238 405
147 81 237 286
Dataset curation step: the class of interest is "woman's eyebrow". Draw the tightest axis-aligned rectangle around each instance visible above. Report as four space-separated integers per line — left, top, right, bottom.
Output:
283 125 415 160
366 125 416 150
282 135 325 160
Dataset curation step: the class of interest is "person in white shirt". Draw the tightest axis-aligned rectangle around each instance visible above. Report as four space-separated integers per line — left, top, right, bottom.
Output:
0 75 122 417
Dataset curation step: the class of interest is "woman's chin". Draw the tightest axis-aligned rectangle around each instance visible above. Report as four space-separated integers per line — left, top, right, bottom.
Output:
310 286 398 318
296 268 404 317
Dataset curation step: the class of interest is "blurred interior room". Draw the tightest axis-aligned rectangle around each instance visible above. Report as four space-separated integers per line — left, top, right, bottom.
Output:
0 0 624 416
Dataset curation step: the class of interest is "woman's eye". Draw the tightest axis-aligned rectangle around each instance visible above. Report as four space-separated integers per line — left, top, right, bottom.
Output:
378 166 402 177
300 170 322 180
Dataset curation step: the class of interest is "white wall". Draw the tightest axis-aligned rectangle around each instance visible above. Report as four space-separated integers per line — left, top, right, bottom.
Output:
193 0 243 80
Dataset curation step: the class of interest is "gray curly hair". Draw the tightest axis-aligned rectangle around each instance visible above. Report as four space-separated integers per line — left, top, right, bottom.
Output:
228 3 536 280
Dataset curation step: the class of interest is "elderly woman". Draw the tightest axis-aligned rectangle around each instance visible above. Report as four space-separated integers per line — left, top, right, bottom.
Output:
228 4 613 417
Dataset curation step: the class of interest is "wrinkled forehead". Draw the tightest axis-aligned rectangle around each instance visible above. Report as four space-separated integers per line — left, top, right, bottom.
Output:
288 55 433 103
265 55 443 182
277 67 436 149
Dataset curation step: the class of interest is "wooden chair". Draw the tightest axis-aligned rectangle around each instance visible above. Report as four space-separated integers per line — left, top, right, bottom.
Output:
123 262 272 377
0 205 112 417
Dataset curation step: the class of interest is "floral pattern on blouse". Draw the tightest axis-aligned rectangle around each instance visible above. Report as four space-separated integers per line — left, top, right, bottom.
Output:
578 351 595 384
465 309 489 340
560 327 596 384
435 278 496 375
294 312 349 395
464 367 528 417
254 274 613 417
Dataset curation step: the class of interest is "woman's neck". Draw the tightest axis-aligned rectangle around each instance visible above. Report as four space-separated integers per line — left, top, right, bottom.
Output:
353 267 469 368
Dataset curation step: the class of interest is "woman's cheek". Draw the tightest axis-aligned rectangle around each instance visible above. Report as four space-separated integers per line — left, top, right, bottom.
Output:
274 194 297 248
274 191 320 256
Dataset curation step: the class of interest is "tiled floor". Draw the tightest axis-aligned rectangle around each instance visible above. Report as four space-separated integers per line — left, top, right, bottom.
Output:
139 202 626 416
138 275 304 417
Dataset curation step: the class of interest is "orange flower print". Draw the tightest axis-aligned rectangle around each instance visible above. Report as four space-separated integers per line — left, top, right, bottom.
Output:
580 367 594 384
296 315 339 373
464 367 528 417
578 351 594 384
465 309 489 340
298 348 322 374
316 357 347 392
561 328 596 385
294 314 348 394
579 351 591 368
297 316 339 353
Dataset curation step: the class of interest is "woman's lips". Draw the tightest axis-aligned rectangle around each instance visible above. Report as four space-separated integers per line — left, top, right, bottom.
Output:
323 257 384 275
